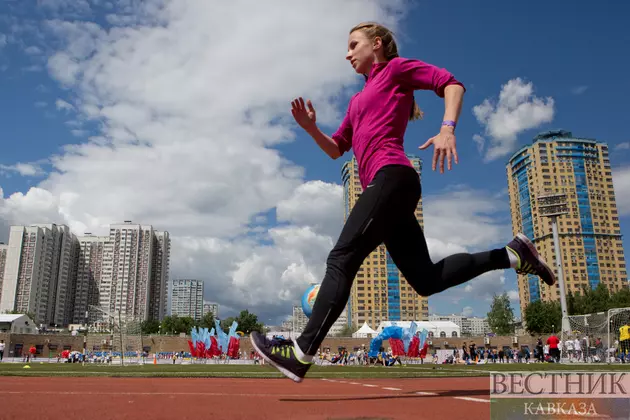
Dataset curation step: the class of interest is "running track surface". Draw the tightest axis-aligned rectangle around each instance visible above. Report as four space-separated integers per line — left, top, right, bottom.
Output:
0 377 490 419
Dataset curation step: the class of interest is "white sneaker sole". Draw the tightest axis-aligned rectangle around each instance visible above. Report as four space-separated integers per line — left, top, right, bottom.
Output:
250 335 303 383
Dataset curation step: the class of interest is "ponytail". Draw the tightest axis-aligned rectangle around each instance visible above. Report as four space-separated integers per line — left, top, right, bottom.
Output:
386 53 423 121
410 98 423 121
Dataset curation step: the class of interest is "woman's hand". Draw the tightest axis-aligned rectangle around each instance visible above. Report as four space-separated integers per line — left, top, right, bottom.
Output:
291 97 317 132
419 127 459 173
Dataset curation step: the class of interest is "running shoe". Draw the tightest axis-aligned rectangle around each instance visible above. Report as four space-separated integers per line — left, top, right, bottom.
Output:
250 331 312 383
506 233 556 286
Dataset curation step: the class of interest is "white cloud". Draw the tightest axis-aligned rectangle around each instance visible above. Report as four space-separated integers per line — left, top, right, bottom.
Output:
472 134 485 153
462 306 474 317
461 272 507 299
276 181 343 239
38 0 92 16
613 166 630 216
24 46 43 55
0 187 64 227
473 78 555 162
571 85 588 95
55 99 74 112
35 101 48 108
615 142 630 151
0 162 46 177
1 0 406 322
507 290 520 301
0 34 7 48
423 185 512 252
419 185 520 314
23 65 43 72
168 223 334 320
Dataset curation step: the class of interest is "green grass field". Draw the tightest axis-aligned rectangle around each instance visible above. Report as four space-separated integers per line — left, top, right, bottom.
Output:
1 362 628 378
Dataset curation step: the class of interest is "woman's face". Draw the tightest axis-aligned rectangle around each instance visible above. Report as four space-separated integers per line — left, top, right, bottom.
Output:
346 30 382 75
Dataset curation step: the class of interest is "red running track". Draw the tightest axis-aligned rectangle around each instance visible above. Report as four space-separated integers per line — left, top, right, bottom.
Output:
0 377 490 419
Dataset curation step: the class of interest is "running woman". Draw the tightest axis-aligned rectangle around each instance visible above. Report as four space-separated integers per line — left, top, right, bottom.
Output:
250 22 555 383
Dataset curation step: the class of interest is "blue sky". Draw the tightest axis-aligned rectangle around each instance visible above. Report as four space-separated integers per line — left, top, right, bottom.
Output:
1 0 629 325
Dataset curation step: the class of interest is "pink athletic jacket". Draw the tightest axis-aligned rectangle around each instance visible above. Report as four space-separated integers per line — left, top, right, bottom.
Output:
332 57 464 189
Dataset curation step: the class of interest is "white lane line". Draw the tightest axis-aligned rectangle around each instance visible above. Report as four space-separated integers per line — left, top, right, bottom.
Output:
0 391 383 397
454 396 490 403
322 379 490 404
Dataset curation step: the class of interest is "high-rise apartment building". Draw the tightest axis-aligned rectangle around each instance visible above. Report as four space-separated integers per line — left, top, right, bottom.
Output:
73 234 108 324
507 130 627 315
0 243 7 305
292 304 309 334
342 155 428 329
0 221 170 327
328 308 349 337
151 231 170 321
171 279 204 320
99 222 170 323
203 302 219 318
0 224 78 325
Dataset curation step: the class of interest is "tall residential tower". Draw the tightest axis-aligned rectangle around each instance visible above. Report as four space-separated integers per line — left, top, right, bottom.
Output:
507 130 627 315
0 221 170 327
99 222 170 323
171 279 204 320
0 243 7 307
0 224 78 325
342 155 428 329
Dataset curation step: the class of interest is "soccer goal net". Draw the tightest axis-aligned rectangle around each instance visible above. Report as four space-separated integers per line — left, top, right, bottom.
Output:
608 307 630 363
107 315 146 365
560 307 630 363
89 305 145 365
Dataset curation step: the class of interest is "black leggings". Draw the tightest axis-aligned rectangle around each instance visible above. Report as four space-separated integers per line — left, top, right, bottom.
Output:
297 164 510 355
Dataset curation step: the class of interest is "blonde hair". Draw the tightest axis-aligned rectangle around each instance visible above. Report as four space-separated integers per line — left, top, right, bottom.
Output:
350 22 423 121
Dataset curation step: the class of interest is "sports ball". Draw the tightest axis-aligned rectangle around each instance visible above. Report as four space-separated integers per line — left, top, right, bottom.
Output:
301 283 321 318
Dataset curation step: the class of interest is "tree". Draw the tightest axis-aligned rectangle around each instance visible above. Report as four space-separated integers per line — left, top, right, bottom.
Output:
234 310 264 334
487 292 515 335
564 284 630 317
177 316 195 334
160 315 178 334
141 319 160 334
160 315 195 335
610 287 630 309
337 324 355 337
585 283 611 313
199 311 216 330
566 291 577 315
220 317 236 333
524 300 562 335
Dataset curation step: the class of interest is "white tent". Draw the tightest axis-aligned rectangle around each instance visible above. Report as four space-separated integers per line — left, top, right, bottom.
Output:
352 322 378 338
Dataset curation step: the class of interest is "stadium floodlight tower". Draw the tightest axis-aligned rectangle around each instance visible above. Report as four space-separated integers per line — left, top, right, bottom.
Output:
537 192 571 334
